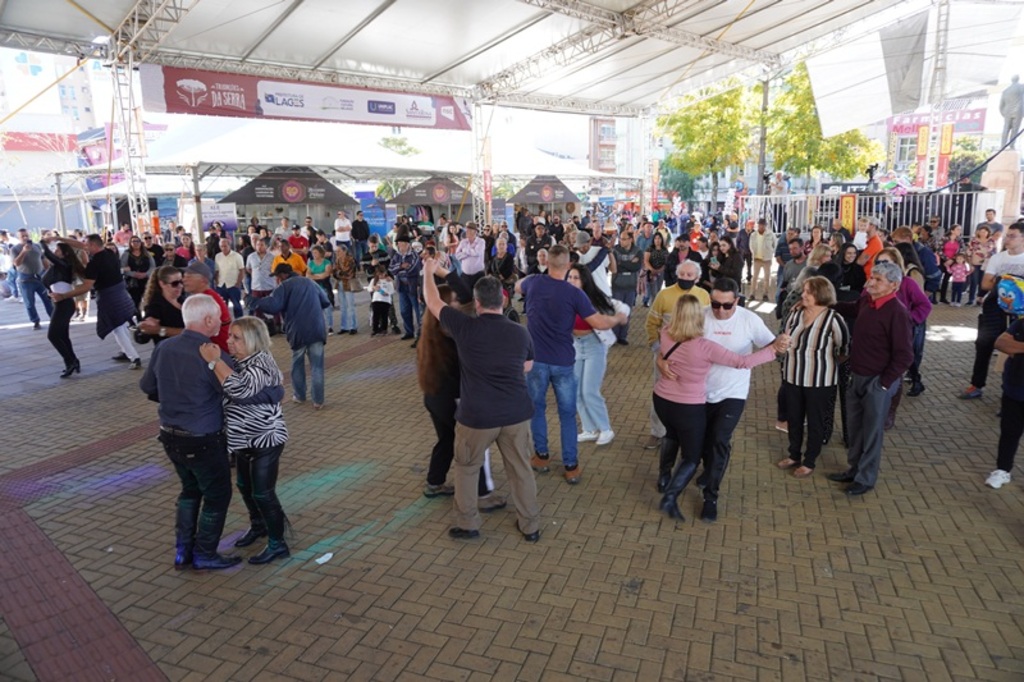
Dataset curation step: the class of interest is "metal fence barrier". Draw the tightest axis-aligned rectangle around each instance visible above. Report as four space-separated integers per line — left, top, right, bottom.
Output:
739 191 1003 236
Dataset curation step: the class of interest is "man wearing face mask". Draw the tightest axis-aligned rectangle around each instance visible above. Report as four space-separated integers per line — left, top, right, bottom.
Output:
642 260 710 449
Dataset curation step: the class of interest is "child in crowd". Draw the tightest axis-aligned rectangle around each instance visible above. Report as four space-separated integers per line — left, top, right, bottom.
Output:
948 253 972 307
367 265 395 336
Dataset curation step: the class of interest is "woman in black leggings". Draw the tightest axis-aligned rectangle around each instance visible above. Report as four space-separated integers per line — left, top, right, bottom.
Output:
42 238 86 377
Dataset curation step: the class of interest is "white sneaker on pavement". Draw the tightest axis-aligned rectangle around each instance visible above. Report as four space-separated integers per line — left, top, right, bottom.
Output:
596 430 615 446
577 430 599 443
986 469 1011 489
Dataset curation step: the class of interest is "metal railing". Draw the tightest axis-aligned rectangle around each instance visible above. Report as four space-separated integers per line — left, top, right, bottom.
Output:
739 191 1004 236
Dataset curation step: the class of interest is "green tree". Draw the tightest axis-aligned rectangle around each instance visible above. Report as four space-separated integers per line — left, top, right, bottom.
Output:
948 137 987 184
657 82 755 206
767 63 883 181
659 161 695 201
376 136 420 199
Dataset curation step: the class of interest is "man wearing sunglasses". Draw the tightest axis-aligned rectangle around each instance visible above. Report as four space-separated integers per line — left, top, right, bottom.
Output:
694 278 777 521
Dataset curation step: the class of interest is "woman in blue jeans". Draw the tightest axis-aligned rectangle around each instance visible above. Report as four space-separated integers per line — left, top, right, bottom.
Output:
568 264 619 446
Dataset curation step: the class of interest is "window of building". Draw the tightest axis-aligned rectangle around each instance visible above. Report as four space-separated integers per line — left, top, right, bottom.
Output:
599 124 615 142
895 136 917 170
598 148 616 167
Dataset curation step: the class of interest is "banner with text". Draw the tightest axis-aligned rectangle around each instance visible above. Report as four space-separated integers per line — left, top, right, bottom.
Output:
140 64 473 131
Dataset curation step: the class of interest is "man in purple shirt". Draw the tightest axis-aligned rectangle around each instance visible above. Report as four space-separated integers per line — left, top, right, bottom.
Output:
516 245 627 484
828 261 914 495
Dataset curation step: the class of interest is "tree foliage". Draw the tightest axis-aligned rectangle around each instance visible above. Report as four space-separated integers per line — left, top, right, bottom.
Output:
948 136 987 183
767 63 883 181
659 161 695 201
657 82 755 204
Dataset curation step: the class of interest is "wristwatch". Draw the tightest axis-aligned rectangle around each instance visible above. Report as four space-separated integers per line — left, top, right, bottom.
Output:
207 359 217 371
159 327 167 338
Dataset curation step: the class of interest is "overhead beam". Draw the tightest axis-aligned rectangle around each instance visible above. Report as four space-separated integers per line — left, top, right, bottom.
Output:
0 29 106 59
240 0 305 62
111 0 200 62
517 0 779 64
312 0 398 70
420 12 550 84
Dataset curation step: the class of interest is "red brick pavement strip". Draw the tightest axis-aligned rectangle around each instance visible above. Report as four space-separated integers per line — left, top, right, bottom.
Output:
0 335 396 682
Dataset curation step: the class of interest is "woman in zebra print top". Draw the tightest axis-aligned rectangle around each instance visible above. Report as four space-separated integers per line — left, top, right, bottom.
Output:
200 317 290 565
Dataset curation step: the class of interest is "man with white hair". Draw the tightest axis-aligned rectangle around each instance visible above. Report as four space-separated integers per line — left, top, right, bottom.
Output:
140 294 252 570
827 261 913 496
642 260 710 450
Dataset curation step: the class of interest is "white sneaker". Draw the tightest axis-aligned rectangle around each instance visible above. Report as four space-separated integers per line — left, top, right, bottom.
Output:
986 469 1011 489
577 430 599 443
596 429 615 445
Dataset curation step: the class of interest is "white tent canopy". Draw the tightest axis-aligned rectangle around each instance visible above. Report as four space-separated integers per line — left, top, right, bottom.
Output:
133 115 620 182
0 0 918 117
81 174 245 200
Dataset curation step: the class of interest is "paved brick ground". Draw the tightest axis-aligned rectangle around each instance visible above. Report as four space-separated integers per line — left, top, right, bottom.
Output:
0 288 1022 681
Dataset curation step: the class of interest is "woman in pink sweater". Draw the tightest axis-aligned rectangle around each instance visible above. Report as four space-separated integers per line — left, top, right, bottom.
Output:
654 295 787 522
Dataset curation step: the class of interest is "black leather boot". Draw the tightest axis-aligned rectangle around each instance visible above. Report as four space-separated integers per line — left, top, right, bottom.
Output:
700 499 718 523
174 498 200 570
656 438 678 493
192 508 242 570
249 507 290 565
659 458 698 521
234 525 267 548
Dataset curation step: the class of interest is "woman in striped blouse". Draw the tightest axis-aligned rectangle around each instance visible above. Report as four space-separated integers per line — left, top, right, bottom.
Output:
200 317 290 565
776 276 851 478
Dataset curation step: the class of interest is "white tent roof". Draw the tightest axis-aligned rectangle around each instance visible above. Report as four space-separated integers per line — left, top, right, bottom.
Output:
0 0 919 116
81 174 246 200
130 115 620 182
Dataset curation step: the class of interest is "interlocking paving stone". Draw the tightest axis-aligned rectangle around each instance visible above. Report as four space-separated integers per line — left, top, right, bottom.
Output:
1 292 1023 680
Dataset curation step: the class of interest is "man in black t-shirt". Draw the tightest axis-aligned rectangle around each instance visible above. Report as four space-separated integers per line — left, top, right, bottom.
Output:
50 234 141 368
422 258 541 543
350 211 371 263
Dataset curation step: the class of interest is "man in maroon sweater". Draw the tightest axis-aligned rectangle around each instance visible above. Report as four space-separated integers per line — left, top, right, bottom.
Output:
828 261 914 495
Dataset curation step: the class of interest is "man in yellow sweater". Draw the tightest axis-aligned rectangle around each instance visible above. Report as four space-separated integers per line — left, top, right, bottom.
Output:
642 261 710 449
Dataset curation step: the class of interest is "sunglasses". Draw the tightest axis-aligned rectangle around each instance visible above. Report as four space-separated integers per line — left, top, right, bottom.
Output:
167 280 184 287
710 301 735 310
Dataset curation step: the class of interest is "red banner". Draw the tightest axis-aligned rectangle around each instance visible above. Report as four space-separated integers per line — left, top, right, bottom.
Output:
140 64 473 131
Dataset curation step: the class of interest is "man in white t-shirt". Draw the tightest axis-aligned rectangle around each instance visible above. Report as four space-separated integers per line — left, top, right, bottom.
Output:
333 210 352 246
656 277 776 522
214 237 246 318
574 231 615 296
960 221 1024 399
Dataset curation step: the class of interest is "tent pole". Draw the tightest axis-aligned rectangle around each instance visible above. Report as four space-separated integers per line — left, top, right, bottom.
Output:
191 165 203 239
54 172 67 236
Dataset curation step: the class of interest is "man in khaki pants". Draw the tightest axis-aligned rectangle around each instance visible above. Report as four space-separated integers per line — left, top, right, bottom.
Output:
422 258 542 542
748 218 777 301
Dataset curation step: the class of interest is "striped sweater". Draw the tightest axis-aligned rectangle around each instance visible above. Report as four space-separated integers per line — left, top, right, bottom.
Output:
222 351 288 451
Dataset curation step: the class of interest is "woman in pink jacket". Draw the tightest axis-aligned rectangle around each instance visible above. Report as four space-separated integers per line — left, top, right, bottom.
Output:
654 296 788 522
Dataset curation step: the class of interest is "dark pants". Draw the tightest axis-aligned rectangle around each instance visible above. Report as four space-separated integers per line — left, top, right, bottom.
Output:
48 298 77 366
127 284 144 319
971 303 1009 389
997 395 1024 472
845 374 897 488
159 430 232 557
371 301 391 333
907 322 926 385
699 398 745 501
217 285 244 318
653 394 705 479
424 391 490 495
236 444 287 542
610 288 636 342
742 251 752 282
783 383 835 469
967 267 984 303
397 282 421 336
951 282 967 304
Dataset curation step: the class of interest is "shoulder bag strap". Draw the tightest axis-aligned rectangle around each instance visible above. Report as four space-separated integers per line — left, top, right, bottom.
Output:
662 341 682 360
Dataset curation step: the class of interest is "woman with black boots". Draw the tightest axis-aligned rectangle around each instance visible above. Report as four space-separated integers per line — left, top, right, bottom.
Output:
42 238 86 377
653 296 786 522
200 316 291 565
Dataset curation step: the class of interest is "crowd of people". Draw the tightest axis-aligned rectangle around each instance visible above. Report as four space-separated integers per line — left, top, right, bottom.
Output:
4 201 1024 563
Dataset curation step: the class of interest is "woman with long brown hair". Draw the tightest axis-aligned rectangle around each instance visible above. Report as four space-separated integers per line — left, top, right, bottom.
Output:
41 238 86 376
418 274 502 508
137 265 185 344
